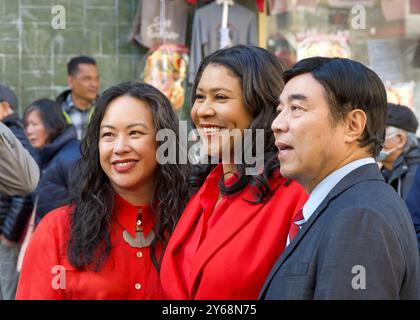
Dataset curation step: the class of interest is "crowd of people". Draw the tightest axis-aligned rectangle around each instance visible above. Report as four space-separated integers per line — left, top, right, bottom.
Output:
0 47 420 300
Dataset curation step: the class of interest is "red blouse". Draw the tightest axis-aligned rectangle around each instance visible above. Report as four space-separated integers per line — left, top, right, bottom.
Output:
16 195 166 300
160 164 308 300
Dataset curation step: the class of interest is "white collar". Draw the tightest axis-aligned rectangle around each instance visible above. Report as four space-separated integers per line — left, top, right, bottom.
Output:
302 157 376 222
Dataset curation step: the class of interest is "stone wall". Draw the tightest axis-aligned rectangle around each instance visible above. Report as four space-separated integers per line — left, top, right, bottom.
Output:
0 0 145 114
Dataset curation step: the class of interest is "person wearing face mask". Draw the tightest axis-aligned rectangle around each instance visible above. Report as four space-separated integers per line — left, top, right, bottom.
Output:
378 103 420 199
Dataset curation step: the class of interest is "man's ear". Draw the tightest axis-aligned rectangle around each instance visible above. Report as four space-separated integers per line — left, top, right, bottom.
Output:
344 109 367 143
0 101 12 119
394 132 408 149
0 102 6 118
67 75 74 89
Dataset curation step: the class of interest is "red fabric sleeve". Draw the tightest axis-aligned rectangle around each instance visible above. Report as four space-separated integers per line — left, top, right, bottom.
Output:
16 211 65 300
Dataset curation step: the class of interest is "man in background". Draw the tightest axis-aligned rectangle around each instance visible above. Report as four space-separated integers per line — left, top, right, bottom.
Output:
406 165 420 255
56 55 100 139
379 103 420 199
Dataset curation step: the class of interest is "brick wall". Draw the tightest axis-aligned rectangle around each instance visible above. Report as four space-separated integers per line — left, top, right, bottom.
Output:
0 0 146 114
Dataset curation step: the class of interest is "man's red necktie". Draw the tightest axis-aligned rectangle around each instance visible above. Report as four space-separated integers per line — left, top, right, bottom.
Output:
288 209 306 242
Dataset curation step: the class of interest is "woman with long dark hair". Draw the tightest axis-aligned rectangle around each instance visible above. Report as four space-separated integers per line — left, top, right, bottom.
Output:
160 45 308 299
16 82 190 299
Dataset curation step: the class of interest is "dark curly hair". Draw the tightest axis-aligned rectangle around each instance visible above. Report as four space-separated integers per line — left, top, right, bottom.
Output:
67 81 191 271
189 45 286 203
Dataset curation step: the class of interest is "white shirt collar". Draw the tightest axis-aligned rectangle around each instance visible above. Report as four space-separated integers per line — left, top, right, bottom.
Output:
302 157 376 222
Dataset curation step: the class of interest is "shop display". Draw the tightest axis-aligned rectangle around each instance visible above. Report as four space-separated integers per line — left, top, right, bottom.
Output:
144 44 189 110
188 0 257 82
129 0 190 48
385 81 415 109
296 30 351 60
381 0 404 22
368 38 403 83
128 0 420 116
405 0 420 37
218 0 235 49
268 0 288 15
413 37 420 68
328 0 374 7
267 34 295 68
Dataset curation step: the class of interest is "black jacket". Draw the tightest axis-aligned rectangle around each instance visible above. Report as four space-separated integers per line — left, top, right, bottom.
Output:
55 89 71 106
381 145 420 199
0 114 35 242
55 89 98 108
406 165 420 254
35 125 80 225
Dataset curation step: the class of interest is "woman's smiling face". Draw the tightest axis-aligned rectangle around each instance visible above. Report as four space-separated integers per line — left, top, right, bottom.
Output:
191 64 253 160
99 95 158 197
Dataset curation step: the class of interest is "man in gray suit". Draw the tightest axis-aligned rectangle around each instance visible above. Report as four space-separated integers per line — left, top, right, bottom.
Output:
260 57 420 299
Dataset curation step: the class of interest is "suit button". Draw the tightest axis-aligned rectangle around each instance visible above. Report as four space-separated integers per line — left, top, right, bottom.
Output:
135 283 141 290
136 251 143 258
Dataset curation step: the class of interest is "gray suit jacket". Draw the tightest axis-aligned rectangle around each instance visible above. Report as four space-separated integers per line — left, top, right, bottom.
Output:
259 164 420 299
0 122 39 196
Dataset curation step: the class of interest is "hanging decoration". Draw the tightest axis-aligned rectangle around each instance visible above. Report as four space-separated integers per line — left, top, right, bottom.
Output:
385 81 415 109
188 1 257 82
144 44 189 110
143 0 189 110
217 0 234 49
296 29 351 61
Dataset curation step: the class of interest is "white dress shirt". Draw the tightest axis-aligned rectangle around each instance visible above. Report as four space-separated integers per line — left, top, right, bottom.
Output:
286 157 376 246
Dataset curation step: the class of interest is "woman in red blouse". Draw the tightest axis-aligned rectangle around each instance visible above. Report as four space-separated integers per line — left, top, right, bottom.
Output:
16 82 190 300
160 45 308 300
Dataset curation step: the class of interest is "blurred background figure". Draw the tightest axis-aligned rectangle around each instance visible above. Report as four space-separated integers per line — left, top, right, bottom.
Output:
406 165 420 254
56 55 100 140
0 85 35 300
0 122 39 196
23 99 80 225
378 103 420 199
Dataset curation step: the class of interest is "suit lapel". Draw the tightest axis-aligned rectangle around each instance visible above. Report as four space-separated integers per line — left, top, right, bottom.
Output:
259 163 384 298
167 165 223 254
273 194 329 268
258 199 329 298
168 195 204 253
188 197 260 297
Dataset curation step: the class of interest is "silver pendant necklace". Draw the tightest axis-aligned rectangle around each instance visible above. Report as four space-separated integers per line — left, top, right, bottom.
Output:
122 208 155 248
